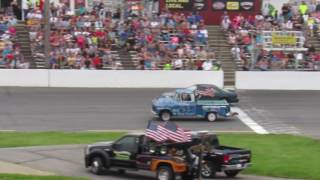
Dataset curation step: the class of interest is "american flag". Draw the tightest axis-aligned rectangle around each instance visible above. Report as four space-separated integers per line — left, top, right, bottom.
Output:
196 88 215 97
145 121 168 142
158 122 192 143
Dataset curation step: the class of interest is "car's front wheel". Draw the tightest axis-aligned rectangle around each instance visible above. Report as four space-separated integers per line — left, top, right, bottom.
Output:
156 166 175 180
90 156 105 175
159 110 171 121
205 112 217 122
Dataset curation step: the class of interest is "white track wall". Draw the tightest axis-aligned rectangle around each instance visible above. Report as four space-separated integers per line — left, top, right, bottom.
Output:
0 70 223 88
0 69 49 87
49 70 223 88
236 71 320 90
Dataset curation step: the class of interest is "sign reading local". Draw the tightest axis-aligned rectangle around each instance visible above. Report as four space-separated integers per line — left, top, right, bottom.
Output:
212 0 254 11
165 0 206 10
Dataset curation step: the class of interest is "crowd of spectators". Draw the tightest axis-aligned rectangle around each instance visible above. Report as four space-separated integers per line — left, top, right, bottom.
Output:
223 1 320 71
27 2 124 69
0 7 29 69
25 1 220 70
120 10 220 70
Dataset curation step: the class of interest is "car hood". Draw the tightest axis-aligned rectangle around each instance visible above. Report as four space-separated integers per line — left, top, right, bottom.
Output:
161 91 175 97
89 141 113 148
153 92 175 104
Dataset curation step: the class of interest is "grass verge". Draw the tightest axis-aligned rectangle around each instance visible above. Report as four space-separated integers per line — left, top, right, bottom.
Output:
220 134 320 180
0 132 125 148
0 132 319 179
0 174 87 180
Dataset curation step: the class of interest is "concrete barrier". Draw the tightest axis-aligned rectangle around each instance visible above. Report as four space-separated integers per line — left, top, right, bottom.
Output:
49 70 223 88
0 69 48 87
236 71 320 90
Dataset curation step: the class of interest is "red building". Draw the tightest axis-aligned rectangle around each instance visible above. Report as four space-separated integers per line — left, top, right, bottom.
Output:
159 0 262 25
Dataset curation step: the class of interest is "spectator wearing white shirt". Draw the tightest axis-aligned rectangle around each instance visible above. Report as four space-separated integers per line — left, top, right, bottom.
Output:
173 56 183 70
202 60 213 70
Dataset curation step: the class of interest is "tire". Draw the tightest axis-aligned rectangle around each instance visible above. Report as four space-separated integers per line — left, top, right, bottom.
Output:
90 156 105 175
205 112 217 122
201 162 216 178
224 170 240 178
156 166 175 180
159 110 171 121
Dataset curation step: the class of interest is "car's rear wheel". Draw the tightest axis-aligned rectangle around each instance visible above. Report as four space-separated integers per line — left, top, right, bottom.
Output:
159 110 171 121
156 166 175 180
224 170 240 177
205 112 217 122
90 156 105 175
201 162 216 178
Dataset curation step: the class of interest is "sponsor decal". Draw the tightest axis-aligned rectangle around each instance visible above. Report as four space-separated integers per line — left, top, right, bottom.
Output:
114 151 131 160
226 1 239 10
212 1 225 10
240 1 253 10
212 0 254 11
194 2 205 10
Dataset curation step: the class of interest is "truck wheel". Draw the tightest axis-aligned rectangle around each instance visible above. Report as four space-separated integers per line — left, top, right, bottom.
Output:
90 156 105 175
156 166 175 180
201 162 216 178
159 111 171 121
206 112 217 122
224 170 240 177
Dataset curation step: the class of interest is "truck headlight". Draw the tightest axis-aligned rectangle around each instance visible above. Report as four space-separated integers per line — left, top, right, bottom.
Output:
84 145 91 155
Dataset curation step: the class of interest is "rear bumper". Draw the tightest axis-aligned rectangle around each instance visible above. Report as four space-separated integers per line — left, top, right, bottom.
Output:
226 112 239 117
221 163 251 171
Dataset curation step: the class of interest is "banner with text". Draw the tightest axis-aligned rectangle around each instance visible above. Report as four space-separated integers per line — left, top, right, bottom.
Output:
165 0 207 11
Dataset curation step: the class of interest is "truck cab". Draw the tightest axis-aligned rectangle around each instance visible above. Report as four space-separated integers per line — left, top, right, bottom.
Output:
152 89 235 122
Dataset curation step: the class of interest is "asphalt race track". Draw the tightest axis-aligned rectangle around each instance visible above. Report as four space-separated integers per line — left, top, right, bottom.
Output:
1 87 320 137
0 87 249 132
1 87 320 180
238 90 320 138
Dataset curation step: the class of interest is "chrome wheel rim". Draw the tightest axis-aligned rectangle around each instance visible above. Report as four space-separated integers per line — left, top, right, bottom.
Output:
161 112 170 121
201 164 212 177
208 113 217 121
158 169 169 180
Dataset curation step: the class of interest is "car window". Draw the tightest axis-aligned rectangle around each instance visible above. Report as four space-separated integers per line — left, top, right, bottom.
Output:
115 136 139 152
181 93 192 101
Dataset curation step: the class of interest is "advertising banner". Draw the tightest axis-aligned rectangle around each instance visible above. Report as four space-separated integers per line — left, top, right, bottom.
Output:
271 33 296 45
165 0 207 11
212 0 254 11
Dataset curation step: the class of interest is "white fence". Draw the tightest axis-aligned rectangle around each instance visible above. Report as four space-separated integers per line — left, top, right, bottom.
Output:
0 70 223 88
2 70 320 90
236 71 320 90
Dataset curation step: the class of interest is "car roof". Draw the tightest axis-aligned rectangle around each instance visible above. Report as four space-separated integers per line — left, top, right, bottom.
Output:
176 88 194 94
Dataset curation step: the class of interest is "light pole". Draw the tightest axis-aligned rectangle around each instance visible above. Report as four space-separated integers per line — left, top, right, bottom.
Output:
44 0 50 69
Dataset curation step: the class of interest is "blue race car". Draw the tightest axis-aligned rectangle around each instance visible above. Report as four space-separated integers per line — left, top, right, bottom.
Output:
152 88 237 122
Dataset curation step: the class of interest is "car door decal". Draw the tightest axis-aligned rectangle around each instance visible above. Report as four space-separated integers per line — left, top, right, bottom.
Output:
114 151 131 160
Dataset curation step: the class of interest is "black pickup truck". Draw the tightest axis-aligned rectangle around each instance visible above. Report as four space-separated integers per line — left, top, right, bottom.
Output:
84 132 251 180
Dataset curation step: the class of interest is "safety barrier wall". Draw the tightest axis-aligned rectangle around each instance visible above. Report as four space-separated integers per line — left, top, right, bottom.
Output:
0 70 223 88
236 71 320 90
49 70 224 88
0 69 49 87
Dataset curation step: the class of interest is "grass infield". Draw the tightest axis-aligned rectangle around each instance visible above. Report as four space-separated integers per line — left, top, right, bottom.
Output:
0 174 86 180
0 132 319 180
